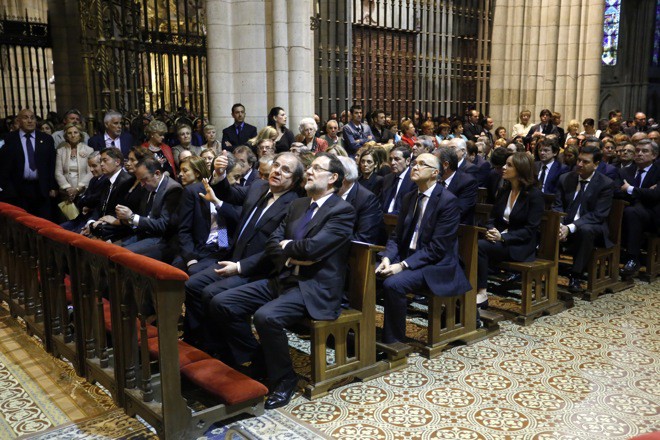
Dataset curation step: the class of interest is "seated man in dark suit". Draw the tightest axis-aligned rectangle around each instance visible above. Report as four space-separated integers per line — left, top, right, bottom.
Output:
615 139 660 276
210 153 355 409
3 108 57 219
523 108 560 146
114 157 183 262
376 153 471 345
337 156 384 244
221 103 258 153
435 146 478 225
88 111 134 157
380 144 416 215
182 152 303 354
449 137 479 178
61 151 108 232
553 145 614 293
233 145 259 186
535 136 568 194
581 137 619 180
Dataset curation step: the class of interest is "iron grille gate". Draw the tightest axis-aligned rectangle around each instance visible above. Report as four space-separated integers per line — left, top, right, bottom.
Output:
0 12 55 120
80 0 208 127
314 0 492 123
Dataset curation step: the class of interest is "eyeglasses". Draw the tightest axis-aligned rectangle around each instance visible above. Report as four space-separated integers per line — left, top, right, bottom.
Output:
271 162 293 176
411 161 437 170
307 164 331 173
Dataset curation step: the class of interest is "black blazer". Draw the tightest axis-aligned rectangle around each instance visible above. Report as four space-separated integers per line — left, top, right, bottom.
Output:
485 168 505 204
381 168 416 215
463 122 483 142
553 171 614 248
177 181 240 263
523 123 559 145
221 123 258 153
88 132 135 157
75 174 108 211
357 172 383 197
445 170 478 225
212 177 299 276
382 184 471 297
458 159 480 179
488 186 544 261
92 169 133 219
344 182 384 244
4 130 57 199
615 162 660 210
134 175 182 240
275 129 296 153
265 195 355 320
535 160 568 194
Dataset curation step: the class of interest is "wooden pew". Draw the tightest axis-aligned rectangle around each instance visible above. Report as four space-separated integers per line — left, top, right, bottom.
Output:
304 241 391 399
109 252 268 439
641 233 660 282
0 203 27 307
492 209 567 325
559 199 634 300
38 227 88 376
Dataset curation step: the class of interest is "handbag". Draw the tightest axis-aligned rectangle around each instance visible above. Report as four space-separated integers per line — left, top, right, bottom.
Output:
58 201 80 220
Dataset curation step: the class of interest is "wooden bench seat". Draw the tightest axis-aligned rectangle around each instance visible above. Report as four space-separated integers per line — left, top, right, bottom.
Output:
641 233 660 282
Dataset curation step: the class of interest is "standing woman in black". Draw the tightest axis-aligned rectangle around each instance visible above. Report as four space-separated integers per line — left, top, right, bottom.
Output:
476 152 544 308
267 106 295 153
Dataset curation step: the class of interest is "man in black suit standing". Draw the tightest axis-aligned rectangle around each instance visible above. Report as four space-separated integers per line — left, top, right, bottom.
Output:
463 109 483 142
553 145 614 293
114 157 182 261
436 146 478 225
3 108 57 219
381 144 416 215
337 156 384 244
615 139 660 276
221 103 258 153
88 111 134 157
210 153 355 409
182 152 302 353
376 153 471 344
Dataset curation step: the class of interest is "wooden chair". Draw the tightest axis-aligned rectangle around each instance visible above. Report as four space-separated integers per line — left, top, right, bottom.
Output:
109 252 267 439
304 241 391 399
494 210 566 325
559 199 634 300
641 233 660 282
477 187 488 204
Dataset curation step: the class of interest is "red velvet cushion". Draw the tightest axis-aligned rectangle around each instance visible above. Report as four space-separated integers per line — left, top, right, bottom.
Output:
4 211 32 220
71 237 130 258
0 202 25 213
629 433 660 440
110 252 188 282
101 298 158 339
146 339 212 368
15 216 60 231
180 359 268 405
39 227 83 244
64 275 73 303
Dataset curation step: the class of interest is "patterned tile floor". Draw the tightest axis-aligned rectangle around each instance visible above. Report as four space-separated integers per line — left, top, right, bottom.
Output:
274 281 660 440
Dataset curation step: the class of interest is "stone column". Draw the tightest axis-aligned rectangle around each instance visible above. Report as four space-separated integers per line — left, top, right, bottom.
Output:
206 0 315 130
490 0 603 133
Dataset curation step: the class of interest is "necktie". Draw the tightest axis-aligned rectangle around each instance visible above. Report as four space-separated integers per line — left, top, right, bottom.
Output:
294 202 318 240
441 180 447 188
145 191 155 214
566 180 588 224
25 133 36 171
236 124 241 136
633 169 643 187
240 177 246 186
111 140 116 149
216 216 229 248
388 176 401 213
539 165 548 191
404 193 426 253
238 192 272 241
102 183 113 214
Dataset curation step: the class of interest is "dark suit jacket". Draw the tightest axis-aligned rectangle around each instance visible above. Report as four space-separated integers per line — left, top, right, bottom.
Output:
342 122 374 155
380 168 416 215
177 181 240 263
240 168 259 187
459 158 480 179
445 170 478 225
344 182 383 244
553 171 614 247
624 125 650 136
265 194 355 320
75 174 107 211
212 178 299 277
134 175 182 240
596 161 619 181
92 169 133 219
4 130 57 200
221 122 258 153
523 123 560 145
382 184 471 297
485 168 504 204
472 155 492 187
488 186 544 261
614 163 660 210
463 122 483 142
358 172 383 197
535 160 568 194
88 132 135 157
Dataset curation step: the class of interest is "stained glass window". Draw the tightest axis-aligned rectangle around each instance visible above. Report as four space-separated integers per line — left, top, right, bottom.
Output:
602 0 621 66
653 0 660 65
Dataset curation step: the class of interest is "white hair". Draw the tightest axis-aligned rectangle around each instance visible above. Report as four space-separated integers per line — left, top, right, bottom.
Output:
298 117 318 134
103 110 123 124
449 137 467 152
337 156 358 182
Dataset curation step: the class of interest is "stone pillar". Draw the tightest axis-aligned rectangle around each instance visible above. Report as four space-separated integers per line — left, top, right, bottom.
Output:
206 0 314 130
490 0 603 133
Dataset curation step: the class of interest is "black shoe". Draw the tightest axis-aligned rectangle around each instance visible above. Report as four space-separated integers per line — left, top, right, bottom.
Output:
621 259 640 277
503 272 521 283
264 373 299 410
477 299 489 310
567 276 583 294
